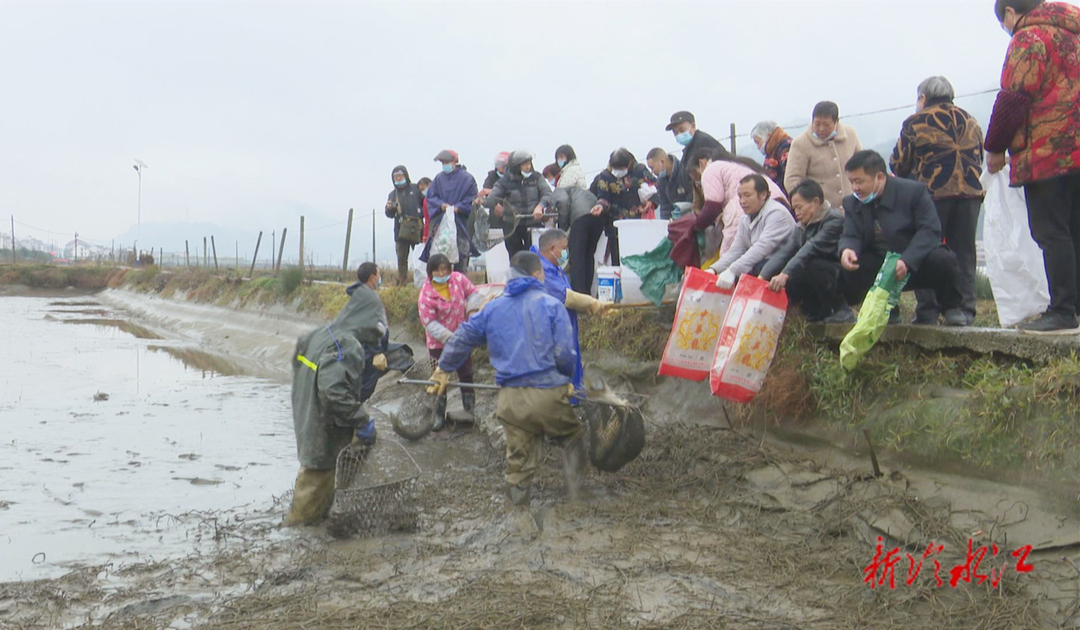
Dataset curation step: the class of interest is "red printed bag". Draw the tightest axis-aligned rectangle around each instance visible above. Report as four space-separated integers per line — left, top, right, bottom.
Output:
658 267 734 382
709 275 788 403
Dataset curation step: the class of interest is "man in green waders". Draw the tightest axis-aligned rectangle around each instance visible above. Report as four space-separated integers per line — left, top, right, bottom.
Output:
284 263 398 526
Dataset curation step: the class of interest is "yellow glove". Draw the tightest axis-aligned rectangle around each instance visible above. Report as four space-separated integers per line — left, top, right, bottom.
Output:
564 289 600 314
565 383 576 399
427 368 450 396
372 353 388 371
589 299 611 315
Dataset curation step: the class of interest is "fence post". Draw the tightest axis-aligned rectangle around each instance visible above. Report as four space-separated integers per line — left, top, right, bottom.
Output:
211 236 219 271
371 210 376 265
276 227 288 276
159 247 163 267
203 237 208 267
10 215 15 265
299 216 305 277
185 240 190 268
249 231 263 279
342 208 354 282
730 123 737 155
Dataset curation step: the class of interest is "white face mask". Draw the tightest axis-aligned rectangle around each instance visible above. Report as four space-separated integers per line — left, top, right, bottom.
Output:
611 169 628 178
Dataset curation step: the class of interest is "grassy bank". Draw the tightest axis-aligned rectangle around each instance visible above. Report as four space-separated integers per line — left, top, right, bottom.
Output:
0 264 128 289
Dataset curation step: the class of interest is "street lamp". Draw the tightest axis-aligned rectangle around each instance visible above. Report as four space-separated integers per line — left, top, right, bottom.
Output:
133 159 148 247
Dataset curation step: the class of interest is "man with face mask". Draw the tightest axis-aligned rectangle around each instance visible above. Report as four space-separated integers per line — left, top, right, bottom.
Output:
646 147 687 219
531 228 610 397
421 150 479 273
429 252 585 508
839 151 968 326
484 150 554 257
666 111 721 212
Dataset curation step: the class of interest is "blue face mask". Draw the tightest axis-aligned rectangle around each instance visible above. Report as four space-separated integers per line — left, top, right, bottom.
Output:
421 189 428 198
813 130 838 141
559 249 569 267
675 131 693 146
854 190 877 205
546 179 557 189
658 169 668 178
520 170 533 178
557 159 567 168
441 163 454 174
432 274 450 284
376 276 383 289
394 179 406 187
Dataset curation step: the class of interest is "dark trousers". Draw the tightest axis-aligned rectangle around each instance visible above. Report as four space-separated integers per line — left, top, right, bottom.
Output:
568 214 606 294
605 222 621 266
428 348 474 384
1025 172 1080 317
786 258 846 321
915 197 980 322
504 222 532 259
395 240 413 285
843 247 963 311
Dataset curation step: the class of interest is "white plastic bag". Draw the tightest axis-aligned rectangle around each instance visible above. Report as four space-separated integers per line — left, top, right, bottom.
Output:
981 167 1049 326
431 212 460 264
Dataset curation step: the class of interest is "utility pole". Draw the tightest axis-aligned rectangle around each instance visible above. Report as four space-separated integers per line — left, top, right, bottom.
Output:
211 236 219 271
74 232 79 264
299 216 305 276
133 160 148 241
10 215 15 265
730 123 737 155
249 231 263 279
342 208 354 282
275 228 287 276
271 230 276 270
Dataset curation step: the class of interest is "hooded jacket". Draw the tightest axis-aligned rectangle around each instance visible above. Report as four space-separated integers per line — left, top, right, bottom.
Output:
984 2 1080 185
438 276 576 389
784 123 863 209
484 170 555 232
385 165 425 241
760 203 844 280
535 247 584 392
710 198 797 277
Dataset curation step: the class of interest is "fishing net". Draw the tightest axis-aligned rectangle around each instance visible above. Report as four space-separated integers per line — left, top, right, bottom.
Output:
579 391 648 473
469 202 512 252
328 440 422 538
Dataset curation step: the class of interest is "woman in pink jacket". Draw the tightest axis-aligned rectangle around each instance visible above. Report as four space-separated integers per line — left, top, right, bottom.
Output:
690 146 788 261
417 253 482 428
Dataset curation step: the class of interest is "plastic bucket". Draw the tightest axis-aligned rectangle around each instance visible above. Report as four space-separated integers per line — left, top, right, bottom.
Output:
613 219 669 259
596 266 622 303
485 243 510 284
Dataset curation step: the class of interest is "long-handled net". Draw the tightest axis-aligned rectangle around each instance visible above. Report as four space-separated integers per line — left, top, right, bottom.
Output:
328 440 421 538
578 390 648 473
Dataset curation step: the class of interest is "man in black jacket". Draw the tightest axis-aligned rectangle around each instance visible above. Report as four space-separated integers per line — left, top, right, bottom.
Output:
666 111 721 208
385 165 425 285
838 151 967 326
761 179 851 323
646 148 691 219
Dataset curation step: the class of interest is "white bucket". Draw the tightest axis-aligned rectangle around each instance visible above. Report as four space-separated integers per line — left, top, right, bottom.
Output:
485 242 511 284
596 265 622 303
613 219 669 259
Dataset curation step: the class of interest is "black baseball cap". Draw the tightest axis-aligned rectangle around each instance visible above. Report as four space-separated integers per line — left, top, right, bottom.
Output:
665 111 696 131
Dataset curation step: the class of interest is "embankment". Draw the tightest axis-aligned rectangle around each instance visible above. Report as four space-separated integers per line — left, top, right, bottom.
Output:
7 264 1080 492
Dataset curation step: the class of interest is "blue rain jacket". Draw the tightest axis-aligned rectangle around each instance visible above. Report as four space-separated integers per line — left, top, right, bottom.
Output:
439 277 576 388
533 247 584 393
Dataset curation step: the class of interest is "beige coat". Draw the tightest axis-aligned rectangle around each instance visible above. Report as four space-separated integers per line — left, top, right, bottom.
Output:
784 123 862 209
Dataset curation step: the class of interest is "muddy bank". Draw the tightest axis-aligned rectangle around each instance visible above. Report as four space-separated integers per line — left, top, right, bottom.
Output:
2 288 1077 629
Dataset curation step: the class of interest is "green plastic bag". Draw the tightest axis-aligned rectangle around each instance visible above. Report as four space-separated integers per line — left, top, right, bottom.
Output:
839 252 909 371
622 238 683 305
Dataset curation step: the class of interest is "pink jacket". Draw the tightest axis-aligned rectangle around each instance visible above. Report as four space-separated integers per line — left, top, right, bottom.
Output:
701 161 787 256
417 272 478 350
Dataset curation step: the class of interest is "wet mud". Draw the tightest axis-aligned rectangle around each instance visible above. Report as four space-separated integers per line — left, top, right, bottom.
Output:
1 290 1076 629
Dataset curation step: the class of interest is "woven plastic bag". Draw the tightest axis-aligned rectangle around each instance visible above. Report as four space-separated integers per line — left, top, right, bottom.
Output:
709 275 788 403
658 267 733 382
839 252 909 371
431 212 460 264
982 168 1050 326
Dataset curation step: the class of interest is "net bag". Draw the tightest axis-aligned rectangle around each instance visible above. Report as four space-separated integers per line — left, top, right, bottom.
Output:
328 440 421 538
579 392 647 473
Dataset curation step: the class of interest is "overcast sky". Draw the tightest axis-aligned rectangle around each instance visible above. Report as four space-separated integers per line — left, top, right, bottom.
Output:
0 0 1057 265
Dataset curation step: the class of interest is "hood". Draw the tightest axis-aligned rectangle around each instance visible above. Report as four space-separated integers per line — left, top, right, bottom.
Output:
804 123 850 147
504 276 544 297
391 165 411 185
345 281 367 296
1019 2 1080 35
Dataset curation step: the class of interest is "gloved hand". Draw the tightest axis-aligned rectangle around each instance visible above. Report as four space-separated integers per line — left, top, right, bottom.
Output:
427 368 451 396
589 299 611 315
564 289 602 314
372 353 388 371
715 269 736 290
565 383 576 400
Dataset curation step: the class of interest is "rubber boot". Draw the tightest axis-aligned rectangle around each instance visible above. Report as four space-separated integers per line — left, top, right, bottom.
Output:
508 484 531 507
562 434 588 500
283 467 336 526
460 390 476 423
432 394 447 432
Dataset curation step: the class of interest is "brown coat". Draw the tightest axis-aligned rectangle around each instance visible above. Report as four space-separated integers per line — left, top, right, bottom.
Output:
784 123 862 209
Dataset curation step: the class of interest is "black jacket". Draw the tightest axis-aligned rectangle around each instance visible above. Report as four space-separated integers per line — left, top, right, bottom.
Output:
839 177 944 273
673 130 722 201
591 163 655 220
385 165 424 241
760 205 844 280
656 154 691 217
484 172 554 231
482 169 502 190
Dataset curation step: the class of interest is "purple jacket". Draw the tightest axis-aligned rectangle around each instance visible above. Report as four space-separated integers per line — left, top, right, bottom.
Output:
426 167 478 223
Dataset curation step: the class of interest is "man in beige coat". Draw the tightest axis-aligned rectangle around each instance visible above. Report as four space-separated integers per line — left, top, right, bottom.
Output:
784 101 862 209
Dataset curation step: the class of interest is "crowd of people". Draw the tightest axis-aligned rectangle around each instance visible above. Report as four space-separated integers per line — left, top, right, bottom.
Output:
291 0 1080 519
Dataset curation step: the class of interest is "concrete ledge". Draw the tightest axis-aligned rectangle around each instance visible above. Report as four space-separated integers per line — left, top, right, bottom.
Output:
806 323 1080 364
